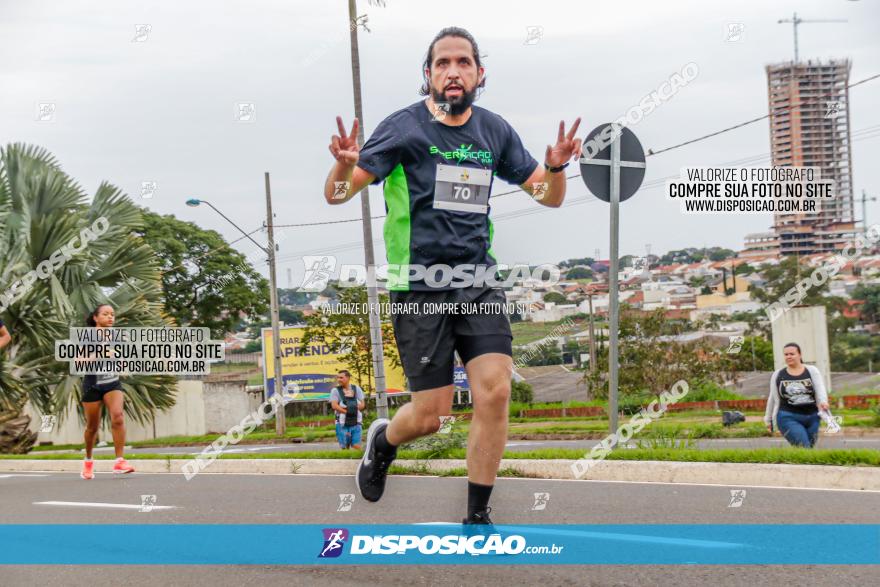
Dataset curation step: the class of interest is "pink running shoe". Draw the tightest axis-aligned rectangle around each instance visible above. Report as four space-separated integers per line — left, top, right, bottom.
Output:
113 457 135 474
81 459 95 480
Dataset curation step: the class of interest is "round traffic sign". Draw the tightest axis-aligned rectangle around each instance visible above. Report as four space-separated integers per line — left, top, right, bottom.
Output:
579 123 646 202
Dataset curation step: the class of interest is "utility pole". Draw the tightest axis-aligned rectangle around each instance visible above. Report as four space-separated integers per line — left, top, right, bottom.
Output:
347 0 388 418
265 172 285 437
587 290 597 374
862 189 877 235
777 12 847 63
750 336 757 372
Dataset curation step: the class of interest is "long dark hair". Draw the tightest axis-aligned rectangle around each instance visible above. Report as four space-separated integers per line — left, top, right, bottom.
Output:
86 303 112 327
419 27 486 97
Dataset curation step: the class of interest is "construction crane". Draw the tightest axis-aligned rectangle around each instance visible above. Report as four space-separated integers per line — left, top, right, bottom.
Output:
778 12 847 62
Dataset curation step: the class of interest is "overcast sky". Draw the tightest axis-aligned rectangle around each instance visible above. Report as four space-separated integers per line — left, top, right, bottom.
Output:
3 0 879 285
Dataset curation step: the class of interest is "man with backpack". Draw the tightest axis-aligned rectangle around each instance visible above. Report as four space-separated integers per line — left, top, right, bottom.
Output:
329 370 366 449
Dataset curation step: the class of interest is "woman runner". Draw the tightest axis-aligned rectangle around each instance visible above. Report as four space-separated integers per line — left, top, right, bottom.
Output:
80 304 135 479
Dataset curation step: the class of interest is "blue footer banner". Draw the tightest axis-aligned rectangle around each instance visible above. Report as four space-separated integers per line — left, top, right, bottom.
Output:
1 524 878 565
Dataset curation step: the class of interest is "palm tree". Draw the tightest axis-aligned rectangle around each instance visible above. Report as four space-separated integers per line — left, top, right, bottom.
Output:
0 143 176 453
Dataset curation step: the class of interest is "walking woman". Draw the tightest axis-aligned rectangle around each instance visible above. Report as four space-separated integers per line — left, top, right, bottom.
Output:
80 303 135 479
764 342 830 448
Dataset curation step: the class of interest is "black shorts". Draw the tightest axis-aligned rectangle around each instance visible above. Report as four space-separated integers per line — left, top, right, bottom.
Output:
82 376 122 403
390 286 512 391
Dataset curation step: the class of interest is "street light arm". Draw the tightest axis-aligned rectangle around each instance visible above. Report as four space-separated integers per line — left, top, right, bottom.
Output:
200 200 269 253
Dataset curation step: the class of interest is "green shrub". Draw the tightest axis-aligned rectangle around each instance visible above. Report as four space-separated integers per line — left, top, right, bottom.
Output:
685 380 744 402
510 380 534 405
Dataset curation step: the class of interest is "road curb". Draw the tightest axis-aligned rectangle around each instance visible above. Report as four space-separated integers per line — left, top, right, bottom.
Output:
2 458 878 490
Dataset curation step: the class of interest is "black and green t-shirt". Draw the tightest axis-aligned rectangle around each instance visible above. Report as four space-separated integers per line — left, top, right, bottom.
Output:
357 101 538 291
776 368 818 415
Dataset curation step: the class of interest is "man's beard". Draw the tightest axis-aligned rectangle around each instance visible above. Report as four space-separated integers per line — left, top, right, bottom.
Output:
431 84 477 115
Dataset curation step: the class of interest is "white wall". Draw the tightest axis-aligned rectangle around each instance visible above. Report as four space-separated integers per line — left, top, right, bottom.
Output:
202 381 261 433
771 305 832 392
26 380 206 445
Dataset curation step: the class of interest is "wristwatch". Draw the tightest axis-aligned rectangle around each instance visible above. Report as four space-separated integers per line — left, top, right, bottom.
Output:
544 162 569 173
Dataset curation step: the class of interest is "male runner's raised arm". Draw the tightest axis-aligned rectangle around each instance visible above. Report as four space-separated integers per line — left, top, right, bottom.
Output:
325 113 405 205
517 118 582 209
325 117 373 205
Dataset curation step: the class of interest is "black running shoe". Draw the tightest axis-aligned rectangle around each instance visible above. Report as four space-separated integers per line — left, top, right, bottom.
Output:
462 506 493 525
356 418 396 502
462 507 496 536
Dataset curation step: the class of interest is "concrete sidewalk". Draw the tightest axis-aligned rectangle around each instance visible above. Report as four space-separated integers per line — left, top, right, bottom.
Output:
2 458 878 491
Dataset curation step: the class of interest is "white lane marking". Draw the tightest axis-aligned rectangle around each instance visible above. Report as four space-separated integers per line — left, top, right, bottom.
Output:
34 501 177 510
0 474 50 478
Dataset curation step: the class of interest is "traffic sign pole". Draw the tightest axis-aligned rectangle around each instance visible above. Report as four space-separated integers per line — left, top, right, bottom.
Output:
579 124 646 435
608 137 621 434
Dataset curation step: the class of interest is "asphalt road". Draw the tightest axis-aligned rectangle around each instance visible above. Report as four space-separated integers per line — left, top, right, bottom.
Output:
35 434 880 456
1 471 878 585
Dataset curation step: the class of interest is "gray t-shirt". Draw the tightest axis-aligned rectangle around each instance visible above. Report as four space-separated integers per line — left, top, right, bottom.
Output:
329 385 365 425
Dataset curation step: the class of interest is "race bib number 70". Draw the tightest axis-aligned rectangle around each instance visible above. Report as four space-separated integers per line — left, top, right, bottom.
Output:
433 164 492 214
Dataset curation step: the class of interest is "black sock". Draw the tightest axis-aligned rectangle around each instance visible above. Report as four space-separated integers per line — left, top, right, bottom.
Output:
374 427 397 457
467 481 493 517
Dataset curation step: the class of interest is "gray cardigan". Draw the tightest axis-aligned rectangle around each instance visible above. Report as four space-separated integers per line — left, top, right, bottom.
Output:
763 364 829 427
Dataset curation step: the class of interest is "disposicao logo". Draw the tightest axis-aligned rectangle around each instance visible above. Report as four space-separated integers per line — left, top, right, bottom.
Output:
318 528 349 558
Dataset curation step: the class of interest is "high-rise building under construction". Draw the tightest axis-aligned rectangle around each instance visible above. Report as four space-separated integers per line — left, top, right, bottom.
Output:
745 59 856 257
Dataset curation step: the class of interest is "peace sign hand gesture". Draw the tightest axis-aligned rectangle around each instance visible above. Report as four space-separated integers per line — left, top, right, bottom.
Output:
329 116 360 166
544 118 583 169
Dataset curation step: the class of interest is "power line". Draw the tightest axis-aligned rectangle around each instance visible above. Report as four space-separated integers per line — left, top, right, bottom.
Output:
271 128 880 264
267 123 880 233
269 171 584 229
194 124 880 271
646 72 880 157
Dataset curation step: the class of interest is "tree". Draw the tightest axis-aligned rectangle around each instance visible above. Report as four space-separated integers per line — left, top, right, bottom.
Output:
137 211 269 338
242 339 262 353
515 343 563 367
751 256 849 343
543 292 567 304
852 284 880 325
584 309 737 400
279 307 304 325
709 248 736 262
560 257 595 269
831 333 880 371
728 336 774 371
565 266 592 279
0 144 176 452
300 286 400 396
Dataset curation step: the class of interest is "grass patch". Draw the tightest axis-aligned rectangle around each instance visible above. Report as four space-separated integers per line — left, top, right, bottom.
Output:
511 317 588 346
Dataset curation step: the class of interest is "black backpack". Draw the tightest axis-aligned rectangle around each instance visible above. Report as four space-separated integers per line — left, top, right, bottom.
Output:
339 386 360 427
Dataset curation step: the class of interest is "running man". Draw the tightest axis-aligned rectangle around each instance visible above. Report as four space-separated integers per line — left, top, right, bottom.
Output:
80 303 135 479
324 27 582 524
